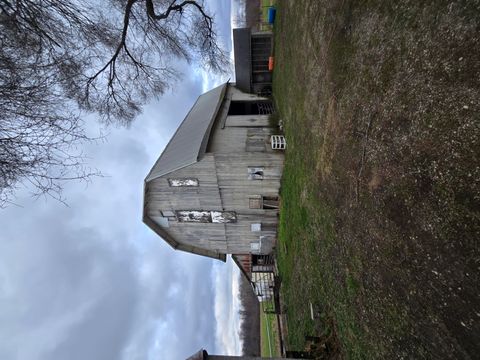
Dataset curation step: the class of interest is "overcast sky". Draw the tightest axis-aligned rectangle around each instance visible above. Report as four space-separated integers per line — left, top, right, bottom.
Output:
0 1 247 359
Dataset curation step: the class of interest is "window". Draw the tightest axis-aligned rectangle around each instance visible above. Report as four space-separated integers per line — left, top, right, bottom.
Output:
176 210 237 223
248 167 264 180
252 255 272 266
168 178 199 187
249 196 262 209
250 242 260 252
176 210 211 222
257 102 274 115
211 211 237 223
251 223 261 232
161 210 175 217
249 195 279 209
261 223 277 232
262 196 279 209
246 128 267 152
154 216 169 228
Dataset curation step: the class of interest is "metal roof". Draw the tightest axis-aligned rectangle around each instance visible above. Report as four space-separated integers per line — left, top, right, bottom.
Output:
145 83 227 182
233 28 252 93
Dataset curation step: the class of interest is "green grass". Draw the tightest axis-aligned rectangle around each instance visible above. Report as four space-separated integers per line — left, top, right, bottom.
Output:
261 0 273 18
260 301 281 357
276 153 370 357
272 0 480 358
260 0 275 31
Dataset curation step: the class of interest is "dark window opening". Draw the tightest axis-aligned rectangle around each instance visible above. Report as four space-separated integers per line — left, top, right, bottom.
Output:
228 101 274 115
249 195 279 210
251 37 272 72
263 196 279 209
252 254 273 266
261 223 277 232
248 167 264 180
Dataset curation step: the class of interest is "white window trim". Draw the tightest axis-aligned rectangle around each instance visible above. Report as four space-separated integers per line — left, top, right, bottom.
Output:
251 223 262 232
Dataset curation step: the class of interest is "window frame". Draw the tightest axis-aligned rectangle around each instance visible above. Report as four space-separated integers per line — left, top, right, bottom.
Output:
175 210 237 223
168 178 199 187
248 167 264 180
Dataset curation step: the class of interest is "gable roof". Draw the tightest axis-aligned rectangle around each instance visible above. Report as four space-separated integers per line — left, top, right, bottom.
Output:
145 83 227 182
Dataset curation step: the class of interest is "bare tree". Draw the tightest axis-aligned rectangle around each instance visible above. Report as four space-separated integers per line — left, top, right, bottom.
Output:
0 0 229 206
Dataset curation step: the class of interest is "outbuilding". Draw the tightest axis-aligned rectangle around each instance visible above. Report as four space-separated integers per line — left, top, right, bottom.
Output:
143 82 283 265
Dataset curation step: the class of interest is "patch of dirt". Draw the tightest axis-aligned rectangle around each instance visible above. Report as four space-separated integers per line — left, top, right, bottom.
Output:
367 168 383 193
318 97 340 178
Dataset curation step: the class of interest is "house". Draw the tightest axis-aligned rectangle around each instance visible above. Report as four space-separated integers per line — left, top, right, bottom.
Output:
142 82 283 298
143 28 282 300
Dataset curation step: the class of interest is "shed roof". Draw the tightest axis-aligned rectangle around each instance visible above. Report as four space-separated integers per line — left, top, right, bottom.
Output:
233 28 252 93
145 82 227 182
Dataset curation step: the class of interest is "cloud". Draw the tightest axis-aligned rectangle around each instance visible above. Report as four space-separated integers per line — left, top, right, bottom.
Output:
212 258 242 355
0 191 221 360
0 207 139 360
231 0 246 26
0 2 237 359
121 244 218 360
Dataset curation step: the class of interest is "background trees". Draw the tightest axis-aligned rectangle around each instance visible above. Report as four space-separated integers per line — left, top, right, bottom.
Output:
238 274 261 356
0 0 228 206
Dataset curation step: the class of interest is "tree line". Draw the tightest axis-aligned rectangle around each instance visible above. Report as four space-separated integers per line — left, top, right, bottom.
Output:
238 273 261 356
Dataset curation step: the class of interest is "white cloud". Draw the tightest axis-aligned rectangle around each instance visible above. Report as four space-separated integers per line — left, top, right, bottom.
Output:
212 257 243 355
0 2 237 359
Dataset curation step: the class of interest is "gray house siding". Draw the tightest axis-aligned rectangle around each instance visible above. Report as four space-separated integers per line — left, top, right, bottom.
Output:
145 155 228 254
145 155 221 212
215 152 282 255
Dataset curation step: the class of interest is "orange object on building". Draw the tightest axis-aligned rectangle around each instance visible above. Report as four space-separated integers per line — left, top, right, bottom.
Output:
268 56 274 71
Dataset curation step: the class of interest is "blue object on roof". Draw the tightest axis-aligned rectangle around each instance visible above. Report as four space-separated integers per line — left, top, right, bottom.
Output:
267 7 276 24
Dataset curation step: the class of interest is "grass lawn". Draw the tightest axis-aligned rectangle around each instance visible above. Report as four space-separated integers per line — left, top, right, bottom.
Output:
273 0 480 358
260 0 275 31
260 301 281 357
